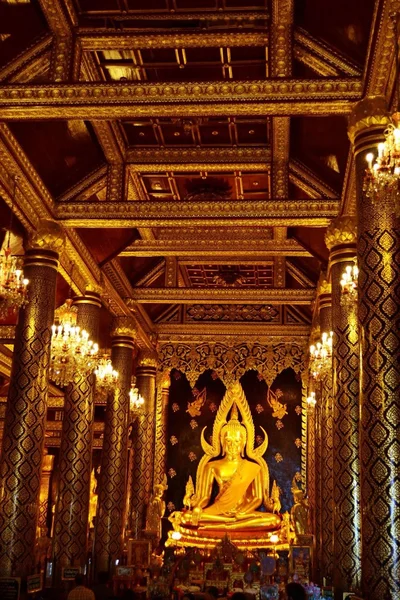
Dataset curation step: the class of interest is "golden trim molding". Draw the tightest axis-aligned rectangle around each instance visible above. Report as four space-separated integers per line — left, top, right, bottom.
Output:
119 239 311 258
79 31 269 50
125 147 271 164
0 79 362 120
57 199 340 227
128 288 315 305
156 323 310 344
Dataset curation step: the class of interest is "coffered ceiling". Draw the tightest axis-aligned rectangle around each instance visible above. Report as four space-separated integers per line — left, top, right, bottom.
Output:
0 0 392 351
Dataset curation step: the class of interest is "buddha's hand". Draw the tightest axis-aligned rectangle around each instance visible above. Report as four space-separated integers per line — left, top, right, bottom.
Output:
190 494 199 507
191 506 202 526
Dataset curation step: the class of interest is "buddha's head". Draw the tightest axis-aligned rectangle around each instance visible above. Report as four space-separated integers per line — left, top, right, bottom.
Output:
221 404 247 458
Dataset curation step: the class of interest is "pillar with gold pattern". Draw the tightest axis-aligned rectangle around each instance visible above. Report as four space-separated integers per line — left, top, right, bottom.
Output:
131 350 157 537
94 318 135 574
305 374 316 568
317 276 334 581
349 96 400 600
325 216 361 594
38 452 55 536
52 290 102 574
0 220 64 577
153 371 171 487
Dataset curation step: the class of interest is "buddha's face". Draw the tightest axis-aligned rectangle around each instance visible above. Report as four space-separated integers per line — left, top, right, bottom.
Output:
223 428 245 458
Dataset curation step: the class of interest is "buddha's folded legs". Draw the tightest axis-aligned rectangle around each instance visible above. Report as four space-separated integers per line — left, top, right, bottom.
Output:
198 513 281 531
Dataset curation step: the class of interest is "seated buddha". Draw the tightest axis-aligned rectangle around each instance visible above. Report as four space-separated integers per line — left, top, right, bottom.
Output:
168 382 282 547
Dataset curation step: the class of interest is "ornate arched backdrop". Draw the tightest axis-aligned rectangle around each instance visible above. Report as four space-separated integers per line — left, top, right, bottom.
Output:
155 340 308 504
164 367 304 520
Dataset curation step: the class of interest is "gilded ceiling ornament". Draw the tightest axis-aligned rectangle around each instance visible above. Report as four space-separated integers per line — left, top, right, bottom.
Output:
325 216 357 249
28 219 65 252
348 96 390 143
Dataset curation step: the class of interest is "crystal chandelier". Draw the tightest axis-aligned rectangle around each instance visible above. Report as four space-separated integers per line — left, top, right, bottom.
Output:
129 381 144 414
49 298 99 387
0 177 29 318
340 262 358 306
95 356 119 392
364 121 400 216
363 17 400 216
309 331 333 379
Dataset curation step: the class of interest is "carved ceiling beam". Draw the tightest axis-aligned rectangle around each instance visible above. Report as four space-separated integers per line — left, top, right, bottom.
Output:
101 259 155 342
286 260 316 288
289 159 338 199
340 153 357 216
0 124 152 347
77 10 267 22
81 54 157 241
270 0 292 193
79 31 269 50
156 324 310 343
338 0 396 217
127 288 315 305
270 0 293 284
56 198 339 227
0 79 362 119
126 147 271 164
128 161 268 174
57 166 107 202
119 239 311 258
37 0 80 82
364 0 399 97
0 34 52 82
293 28 362 77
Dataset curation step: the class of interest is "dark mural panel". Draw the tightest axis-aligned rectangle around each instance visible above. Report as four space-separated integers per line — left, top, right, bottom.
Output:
165 367 302 524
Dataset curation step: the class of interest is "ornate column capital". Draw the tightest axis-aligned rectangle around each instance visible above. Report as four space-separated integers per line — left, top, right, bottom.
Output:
136 349 158 369
348 96 390 143
326 216 357 268
85 282 104 296
111 317 137 350
111 316 137 339
73 290 102 309
28 219 65 252
325 216 357 250
317 272 331 299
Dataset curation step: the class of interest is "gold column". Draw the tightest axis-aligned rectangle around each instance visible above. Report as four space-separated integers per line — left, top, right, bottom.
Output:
0 220 65 577
314 394 322 582
131 350 157 538
52 290 101 574
94 318 135 574
305 376 316 573
38 452 55 535
326 217 361 594
153 371 170 487
349 97 400 600
317 277 334 582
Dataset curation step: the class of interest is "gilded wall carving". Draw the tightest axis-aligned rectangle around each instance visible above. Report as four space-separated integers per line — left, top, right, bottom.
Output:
158 341 307 387
185 304 281 323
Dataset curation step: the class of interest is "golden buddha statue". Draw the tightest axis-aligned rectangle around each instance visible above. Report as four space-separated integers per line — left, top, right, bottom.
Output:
167 382 282 549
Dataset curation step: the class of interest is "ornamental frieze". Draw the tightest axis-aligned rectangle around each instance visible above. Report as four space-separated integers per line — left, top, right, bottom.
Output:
185 304 281 323
158 341 307 386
